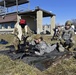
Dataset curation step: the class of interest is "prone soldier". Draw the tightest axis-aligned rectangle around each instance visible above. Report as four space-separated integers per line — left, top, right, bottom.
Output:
29 34 57 56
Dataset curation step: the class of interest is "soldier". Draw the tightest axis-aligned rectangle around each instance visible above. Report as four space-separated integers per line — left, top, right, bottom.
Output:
13 19 33 53
59 20 75 52
29 34 57 56
51 26 61 40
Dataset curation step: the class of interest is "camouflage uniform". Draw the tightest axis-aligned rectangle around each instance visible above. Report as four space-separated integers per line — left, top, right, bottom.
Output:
59 20 75 52
13 27 20 51
30 35 57 56
13 26 27 52
13 21 33 52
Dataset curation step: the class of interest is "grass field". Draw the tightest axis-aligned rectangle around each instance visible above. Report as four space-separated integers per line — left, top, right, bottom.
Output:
0 34 76 75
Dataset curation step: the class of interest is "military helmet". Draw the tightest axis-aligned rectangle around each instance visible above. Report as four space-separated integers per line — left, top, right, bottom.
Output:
65 20 72 26
34 34 41 40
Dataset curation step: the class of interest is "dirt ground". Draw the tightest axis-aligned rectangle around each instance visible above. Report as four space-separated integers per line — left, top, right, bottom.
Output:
0 34 76 75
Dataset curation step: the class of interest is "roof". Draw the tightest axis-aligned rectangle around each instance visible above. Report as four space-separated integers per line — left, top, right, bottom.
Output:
0 0 29 7
18 7 56 17
0 13 17 23
0 7 56 23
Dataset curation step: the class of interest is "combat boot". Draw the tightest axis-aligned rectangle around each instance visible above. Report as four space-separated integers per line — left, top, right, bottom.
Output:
58 44 65 52
56 42 65 52
69 47 74 52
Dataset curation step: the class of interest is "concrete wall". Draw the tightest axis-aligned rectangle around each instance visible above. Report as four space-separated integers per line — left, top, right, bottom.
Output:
21 16 36 32
51 16 55 36
36 10 43 34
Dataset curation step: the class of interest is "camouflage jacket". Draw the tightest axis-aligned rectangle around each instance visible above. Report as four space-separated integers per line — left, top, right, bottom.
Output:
59 27 75 43
13 23 33 41
30 41 57 56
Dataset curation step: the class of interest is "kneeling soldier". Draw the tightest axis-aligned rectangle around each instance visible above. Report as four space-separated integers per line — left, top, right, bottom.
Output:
13 19 33 53
59 20 75 52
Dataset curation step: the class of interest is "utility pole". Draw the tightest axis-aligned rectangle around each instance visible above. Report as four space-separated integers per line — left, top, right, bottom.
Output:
1 0 6 19
4 0 6 14
16 0 18 13
28 0 30 10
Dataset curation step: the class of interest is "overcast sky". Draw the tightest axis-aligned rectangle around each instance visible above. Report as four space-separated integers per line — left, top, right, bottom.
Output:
8 0 76 25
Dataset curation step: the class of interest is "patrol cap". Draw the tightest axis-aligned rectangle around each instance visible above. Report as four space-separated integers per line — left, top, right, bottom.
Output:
34 34 42 40
65 20 72 26
19 19 26 25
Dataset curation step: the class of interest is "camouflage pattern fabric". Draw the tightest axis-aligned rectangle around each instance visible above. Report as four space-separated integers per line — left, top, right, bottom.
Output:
30 40 57 56
59 26 75 52
13 25 34 52
13 36 20 51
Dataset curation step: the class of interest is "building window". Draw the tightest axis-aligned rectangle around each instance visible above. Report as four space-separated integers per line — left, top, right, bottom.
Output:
10 22 15 28
3 23 8 29
0 24 2 29
0 22 15 29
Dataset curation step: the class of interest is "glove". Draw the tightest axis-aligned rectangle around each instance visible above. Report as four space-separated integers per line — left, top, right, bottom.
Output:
65 40 71 45
60 39 65 44
70 38 75 44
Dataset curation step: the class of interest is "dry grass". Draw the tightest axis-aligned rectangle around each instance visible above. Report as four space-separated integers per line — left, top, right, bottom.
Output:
0 34 14 43
43 58 76 75
0 34 14 51
0 34 76 75
0 55 44 75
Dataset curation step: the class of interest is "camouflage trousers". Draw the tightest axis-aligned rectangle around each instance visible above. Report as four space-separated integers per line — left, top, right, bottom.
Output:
13 35 32 51
60 40 75 52
13 36 20 51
